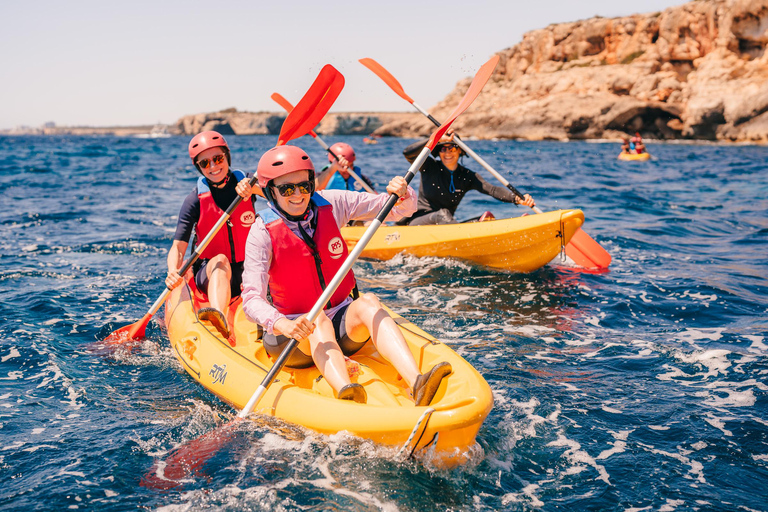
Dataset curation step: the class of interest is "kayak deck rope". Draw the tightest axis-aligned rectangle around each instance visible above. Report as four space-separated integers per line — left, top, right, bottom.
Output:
398 407 435 459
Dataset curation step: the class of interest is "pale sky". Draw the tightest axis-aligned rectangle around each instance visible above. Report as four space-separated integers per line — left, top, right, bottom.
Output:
0 0 689 130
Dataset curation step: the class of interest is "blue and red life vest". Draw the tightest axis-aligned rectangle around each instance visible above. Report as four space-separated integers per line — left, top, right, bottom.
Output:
195 170 256 262
259 195 356 315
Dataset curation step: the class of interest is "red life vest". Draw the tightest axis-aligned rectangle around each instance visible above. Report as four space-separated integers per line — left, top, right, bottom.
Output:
195 170 256 263
260 195 356 315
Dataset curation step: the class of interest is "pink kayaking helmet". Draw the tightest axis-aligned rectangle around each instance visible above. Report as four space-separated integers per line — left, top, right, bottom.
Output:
188 131 231 167
257 145 315 189
328 142 355 163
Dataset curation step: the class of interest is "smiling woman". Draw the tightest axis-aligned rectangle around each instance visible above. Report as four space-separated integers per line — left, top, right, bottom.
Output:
163 131 262 338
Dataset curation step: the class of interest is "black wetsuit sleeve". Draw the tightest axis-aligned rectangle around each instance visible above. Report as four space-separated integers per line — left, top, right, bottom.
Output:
469 171 518 204
403 138 431 165
173 189 200 242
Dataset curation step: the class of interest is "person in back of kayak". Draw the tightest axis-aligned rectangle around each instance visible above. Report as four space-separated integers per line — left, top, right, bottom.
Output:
632 132 646 154
316 142 376 193
399 133 536 225
241 145 452 405
165 131 265 339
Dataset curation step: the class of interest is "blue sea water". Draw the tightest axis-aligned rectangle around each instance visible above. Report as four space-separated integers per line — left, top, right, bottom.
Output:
1 134 766 511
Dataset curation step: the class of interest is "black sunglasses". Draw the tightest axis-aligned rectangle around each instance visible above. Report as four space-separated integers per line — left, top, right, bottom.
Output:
273 180 314 197
197 154 226 169
439 144 460 152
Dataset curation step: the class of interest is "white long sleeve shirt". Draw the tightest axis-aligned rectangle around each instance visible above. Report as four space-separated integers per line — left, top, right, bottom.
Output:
241 187 417 334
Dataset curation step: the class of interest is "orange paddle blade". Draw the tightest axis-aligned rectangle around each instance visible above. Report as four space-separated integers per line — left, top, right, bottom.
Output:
566 228 612 269
278 65 344 145
359 58 415 103
426 55 499 151
270 92 294 112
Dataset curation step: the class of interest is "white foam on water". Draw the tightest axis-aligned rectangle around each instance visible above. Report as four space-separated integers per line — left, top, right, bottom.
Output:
675 328 725 345
691 441 707 450
546 434 611 484
602 406 623 414
500 482 546 507
1 347 20 362
659 499 686 511
638 442 706 484
704 414 733 437
22 444 57 452
648 425 670 430
597 430 633 460
745 335 767 354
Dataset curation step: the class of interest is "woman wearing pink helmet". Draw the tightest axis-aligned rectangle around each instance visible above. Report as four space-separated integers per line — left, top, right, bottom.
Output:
241 145 451 405
165 131 265 338
316 142 376 193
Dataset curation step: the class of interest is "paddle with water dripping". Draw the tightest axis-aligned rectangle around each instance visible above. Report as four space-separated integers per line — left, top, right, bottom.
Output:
140 64 346 488
271 92 376 194
102 66 343 347
238 55 501 420
359 57 612 270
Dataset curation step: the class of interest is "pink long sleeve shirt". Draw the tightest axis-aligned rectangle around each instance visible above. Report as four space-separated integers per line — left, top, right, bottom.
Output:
241 187 417 334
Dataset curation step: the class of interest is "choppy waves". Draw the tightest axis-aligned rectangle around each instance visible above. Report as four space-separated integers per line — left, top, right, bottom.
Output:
1 135 766 510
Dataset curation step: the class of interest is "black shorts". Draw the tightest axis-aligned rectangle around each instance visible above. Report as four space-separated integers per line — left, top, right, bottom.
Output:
193 259 244 298
262 302 370 369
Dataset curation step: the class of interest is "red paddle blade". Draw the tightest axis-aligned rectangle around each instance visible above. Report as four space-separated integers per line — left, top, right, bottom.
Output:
359 58 415 103
271 92 319 138
566 228 612 269
277 65 344 145
103 312 151 344
426 55 499 151
141 418 241 489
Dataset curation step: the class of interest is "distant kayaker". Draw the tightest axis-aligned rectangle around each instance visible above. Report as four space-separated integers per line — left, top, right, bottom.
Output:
632 132 646 154
621 138 632 154
399 133 535 225
241 145 452 405
316 142 376 193
165 131 264 339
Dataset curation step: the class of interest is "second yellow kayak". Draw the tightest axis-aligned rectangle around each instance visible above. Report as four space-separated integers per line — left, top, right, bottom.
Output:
618 152 651 161
340 209 584 272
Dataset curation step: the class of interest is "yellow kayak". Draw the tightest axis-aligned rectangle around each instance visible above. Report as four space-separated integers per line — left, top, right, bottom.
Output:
165 280 494 466
341 209 584 272
618 152 651 161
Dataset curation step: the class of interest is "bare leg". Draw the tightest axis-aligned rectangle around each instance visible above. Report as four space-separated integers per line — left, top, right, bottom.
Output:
345 293 420 388
308 311 351 395
205 254 232 313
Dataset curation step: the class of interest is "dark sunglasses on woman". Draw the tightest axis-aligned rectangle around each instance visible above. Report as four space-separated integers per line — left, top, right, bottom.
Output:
273 180 314 197
197 154 227 169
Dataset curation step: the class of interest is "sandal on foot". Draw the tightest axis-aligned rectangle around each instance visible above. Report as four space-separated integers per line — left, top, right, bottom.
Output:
413 362 452 406
337 383 367 404
198 307 230 338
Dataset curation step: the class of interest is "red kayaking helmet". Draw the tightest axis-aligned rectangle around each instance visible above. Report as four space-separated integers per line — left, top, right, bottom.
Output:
188 131 231 166
257 145 315 188
328 142 355 163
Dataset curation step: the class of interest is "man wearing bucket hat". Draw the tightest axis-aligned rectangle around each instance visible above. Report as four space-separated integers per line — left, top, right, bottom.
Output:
165 130 265 338
241 144 452 405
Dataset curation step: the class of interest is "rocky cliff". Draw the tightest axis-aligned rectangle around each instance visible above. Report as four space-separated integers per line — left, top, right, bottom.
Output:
173 108 420 137
378 0 768 142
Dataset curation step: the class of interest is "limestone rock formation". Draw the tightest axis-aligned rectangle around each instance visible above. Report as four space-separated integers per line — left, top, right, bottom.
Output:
378 0 768 142
172 108 420 137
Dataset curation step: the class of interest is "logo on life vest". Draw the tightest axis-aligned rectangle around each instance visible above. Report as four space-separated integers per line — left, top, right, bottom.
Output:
240 211 256 226
328 236 344 259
